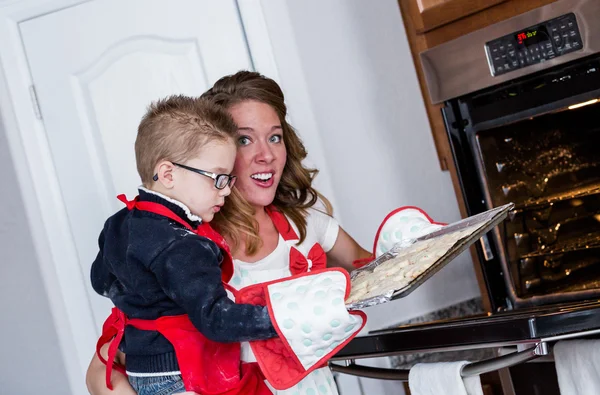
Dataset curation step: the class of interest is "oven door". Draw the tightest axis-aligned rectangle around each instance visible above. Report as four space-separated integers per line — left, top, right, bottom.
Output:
332 301 600 394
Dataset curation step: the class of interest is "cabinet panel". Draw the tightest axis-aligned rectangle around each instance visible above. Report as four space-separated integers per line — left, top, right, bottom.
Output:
408 0 507 33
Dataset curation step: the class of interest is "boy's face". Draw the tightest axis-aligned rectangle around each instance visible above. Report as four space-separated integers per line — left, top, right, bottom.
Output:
170 139 236 222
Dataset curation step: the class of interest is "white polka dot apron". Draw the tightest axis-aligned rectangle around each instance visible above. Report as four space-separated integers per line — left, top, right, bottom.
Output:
226 206 367 393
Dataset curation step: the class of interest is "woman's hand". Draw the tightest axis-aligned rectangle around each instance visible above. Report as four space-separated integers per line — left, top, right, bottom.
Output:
86 341 135 395
86 340 200 394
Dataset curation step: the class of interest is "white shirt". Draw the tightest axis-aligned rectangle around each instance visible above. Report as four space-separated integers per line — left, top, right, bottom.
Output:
228 207 340 290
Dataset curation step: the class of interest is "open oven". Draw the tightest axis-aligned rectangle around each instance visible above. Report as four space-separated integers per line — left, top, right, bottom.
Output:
333 0 600 393
434 0 600 312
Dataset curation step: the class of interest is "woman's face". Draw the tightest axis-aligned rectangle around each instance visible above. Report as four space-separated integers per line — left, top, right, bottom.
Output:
228 100 287 209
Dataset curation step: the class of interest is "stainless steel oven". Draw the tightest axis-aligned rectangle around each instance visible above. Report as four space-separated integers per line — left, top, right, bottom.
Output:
421 0 600 311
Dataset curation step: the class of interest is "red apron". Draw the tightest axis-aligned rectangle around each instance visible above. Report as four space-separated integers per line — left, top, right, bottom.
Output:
96 195 271 394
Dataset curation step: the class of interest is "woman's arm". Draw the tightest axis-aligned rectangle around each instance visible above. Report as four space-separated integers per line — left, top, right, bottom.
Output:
86 341 135 395
326 226 372 273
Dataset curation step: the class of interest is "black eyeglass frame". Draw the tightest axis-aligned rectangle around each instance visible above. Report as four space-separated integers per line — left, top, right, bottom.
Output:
152 162 236 190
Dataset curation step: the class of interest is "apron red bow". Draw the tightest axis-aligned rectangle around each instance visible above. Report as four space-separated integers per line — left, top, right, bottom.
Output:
266 205 327 275
97 307 127 388
289 244 327 275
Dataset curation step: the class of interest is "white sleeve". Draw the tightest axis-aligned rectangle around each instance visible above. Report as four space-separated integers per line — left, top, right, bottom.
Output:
307 208 340 253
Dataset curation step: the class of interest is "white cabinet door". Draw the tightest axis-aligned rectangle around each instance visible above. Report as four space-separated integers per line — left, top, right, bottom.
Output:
19 0 253 351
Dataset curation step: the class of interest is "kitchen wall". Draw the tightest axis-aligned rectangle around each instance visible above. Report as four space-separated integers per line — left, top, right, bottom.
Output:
261 0 481 331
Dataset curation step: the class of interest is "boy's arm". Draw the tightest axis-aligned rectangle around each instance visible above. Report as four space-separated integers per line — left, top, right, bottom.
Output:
90 229 116 296
151 237 277 343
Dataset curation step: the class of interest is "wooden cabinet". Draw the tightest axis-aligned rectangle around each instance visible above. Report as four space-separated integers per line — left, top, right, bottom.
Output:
398 0 559 311
406 0 507 33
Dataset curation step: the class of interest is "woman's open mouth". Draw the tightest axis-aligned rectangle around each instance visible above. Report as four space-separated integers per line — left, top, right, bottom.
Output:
250 172 274 188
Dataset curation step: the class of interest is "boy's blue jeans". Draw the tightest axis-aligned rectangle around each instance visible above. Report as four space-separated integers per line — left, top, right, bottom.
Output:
129 374 186 395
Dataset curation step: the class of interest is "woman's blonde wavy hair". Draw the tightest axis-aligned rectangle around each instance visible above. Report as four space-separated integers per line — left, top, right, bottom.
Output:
201 71 332 256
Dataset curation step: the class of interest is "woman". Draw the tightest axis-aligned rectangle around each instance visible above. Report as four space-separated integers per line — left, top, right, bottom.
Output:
87 71 372 394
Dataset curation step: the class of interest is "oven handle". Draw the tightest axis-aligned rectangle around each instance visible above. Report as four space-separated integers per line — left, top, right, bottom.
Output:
329 342 548 381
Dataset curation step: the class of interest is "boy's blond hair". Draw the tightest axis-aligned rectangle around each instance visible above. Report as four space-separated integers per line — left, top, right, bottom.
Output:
135 95 237 186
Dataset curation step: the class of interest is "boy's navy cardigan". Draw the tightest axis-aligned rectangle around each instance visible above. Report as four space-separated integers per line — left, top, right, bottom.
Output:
91 188 276 374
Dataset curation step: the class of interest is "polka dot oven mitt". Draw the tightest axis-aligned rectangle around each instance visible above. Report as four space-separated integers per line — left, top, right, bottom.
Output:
237 268 366 390
374 206 446 258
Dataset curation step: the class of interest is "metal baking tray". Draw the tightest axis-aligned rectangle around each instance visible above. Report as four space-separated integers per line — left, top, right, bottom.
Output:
346 203 514 310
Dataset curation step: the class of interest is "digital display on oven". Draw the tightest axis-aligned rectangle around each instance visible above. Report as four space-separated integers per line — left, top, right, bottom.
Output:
485 12 583 77
514 26 548 46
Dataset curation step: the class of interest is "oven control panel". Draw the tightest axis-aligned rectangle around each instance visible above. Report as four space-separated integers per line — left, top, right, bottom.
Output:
485 13 583 77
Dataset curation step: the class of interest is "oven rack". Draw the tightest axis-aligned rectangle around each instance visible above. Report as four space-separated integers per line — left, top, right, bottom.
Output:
512 183 600 212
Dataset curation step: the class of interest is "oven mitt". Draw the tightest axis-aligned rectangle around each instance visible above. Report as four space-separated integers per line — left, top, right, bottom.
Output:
353 206 446 268
236 268 367 390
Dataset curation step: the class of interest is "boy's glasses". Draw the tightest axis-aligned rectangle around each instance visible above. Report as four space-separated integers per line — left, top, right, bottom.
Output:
152 162 236 190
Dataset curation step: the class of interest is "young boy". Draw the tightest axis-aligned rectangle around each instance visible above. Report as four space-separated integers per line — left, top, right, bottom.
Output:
90 95 277 394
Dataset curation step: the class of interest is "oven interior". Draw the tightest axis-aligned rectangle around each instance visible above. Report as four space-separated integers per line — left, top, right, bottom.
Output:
445 53 600 309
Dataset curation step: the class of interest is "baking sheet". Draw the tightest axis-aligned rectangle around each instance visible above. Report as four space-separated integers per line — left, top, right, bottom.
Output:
346 203 514 310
